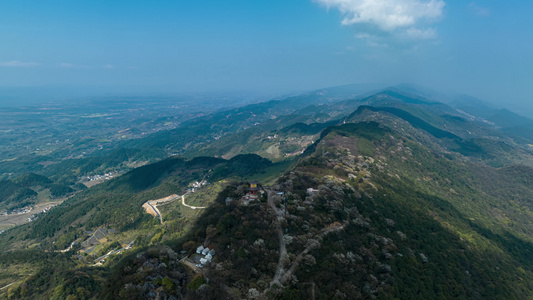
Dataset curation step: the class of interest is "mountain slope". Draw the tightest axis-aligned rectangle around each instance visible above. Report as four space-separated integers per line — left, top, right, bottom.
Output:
96 120 533 299
0 180 37 210
183 120 533 298
2 88 533 299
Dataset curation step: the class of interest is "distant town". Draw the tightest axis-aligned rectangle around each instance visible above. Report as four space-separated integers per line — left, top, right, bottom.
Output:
85 172 116 182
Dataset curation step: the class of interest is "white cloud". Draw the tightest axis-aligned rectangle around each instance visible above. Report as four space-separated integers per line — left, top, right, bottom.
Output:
468 2 489 17
367 40 390 48
404 27 437 39
59 62 75 68
59 62 89 68
59 63 116 69
355 33 371 39
0 60 40 67
316 0 445 31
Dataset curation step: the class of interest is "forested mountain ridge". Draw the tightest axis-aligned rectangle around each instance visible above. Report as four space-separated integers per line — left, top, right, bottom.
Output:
101 118 533 299
191 89 533 167
1 88 533 299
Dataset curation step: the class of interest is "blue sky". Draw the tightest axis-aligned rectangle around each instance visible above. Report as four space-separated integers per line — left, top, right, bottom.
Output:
0 0 532 111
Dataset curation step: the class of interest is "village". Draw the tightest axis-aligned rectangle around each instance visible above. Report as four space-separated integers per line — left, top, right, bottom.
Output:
0 202 60 232
1 207 31 216
81 171 124 187
85 172 116 182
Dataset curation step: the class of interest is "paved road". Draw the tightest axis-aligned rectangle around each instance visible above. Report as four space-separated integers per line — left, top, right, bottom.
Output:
142 194 180 224
147 202 163 224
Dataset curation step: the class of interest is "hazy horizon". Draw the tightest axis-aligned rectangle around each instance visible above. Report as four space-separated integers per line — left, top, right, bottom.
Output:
1 1 532 114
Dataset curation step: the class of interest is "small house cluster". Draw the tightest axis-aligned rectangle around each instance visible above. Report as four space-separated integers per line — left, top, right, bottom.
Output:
86 172 115 182
11 207 31 215
196 245 216 265
26 206 52 222
188 180 208 193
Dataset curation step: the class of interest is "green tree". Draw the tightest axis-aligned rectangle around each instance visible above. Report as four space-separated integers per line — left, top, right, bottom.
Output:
187 275 207 290
162 277 175 291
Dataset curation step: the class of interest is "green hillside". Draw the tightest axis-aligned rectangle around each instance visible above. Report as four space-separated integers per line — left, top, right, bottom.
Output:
0 180 37 211
166 121 533 298
2 89 533 299
12 173 52 188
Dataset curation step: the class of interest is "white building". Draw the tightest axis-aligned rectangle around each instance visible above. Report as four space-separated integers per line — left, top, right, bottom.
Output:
196 245 204 254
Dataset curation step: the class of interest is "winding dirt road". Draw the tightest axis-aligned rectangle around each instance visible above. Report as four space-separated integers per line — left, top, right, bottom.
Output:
263 188 348 293
266 189 287 288
180 194 206 209
142 193 206 224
